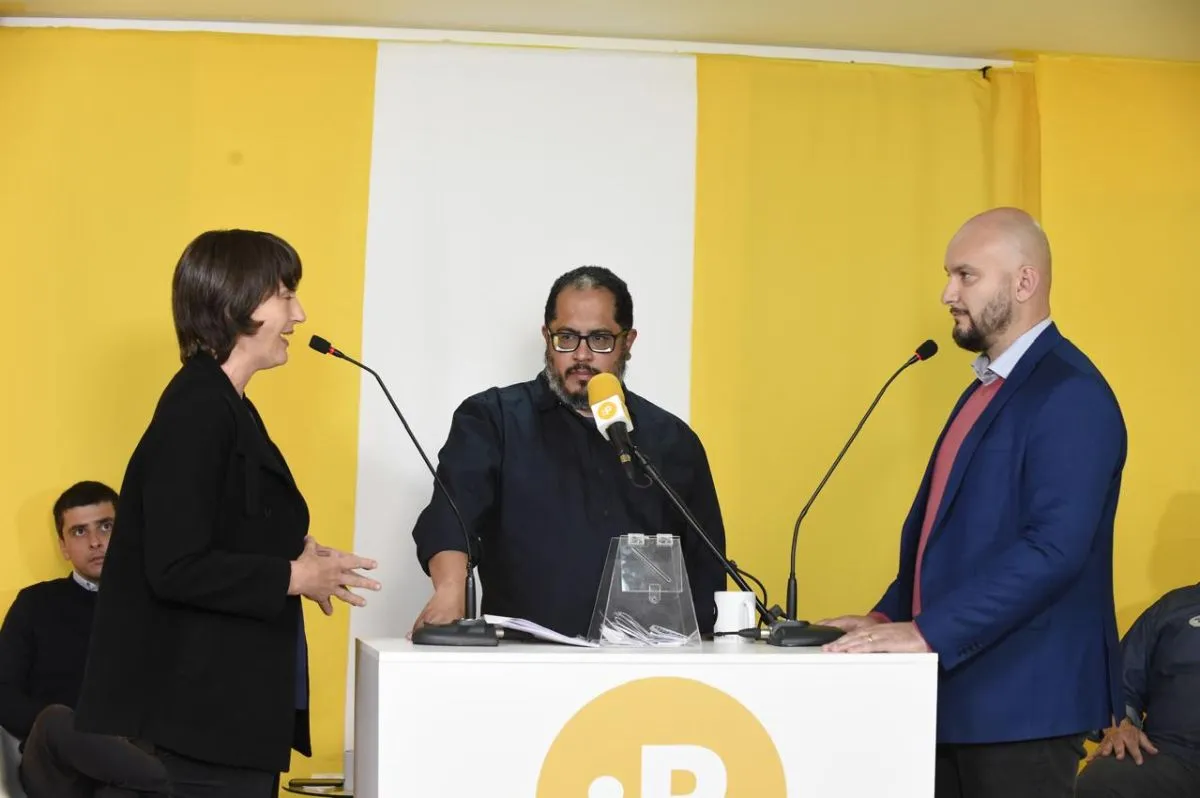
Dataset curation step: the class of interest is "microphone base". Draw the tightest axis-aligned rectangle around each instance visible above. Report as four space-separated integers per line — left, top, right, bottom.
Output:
411 618 500 647
764 619 845 648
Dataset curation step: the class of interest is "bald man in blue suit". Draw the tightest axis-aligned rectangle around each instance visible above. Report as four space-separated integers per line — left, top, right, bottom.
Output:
822 208 1126 798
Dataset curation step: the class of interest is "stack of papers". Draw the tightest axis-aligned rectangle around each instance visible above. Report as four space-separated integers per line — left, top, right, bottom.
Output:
483 615 599 647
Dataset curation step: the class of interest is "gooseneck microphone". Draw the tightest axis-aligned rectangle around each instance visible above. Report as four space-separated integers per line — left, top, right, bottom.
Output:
585 373 777 628
308 335 498 646
772 339 939 647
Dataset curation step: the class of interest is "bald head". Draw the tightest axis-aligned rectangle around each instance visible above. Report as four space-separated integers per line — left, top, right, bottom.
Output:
952 206 1052 287
942 206 1053 357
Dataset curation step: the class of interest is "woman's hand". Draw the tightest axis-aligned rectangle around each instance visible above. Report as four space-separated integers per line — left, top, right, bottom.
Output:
289 537 380 615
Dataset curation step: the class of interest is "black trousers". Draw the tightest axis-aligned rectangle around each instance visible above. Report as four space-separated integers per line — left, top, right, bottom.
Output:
18 704 170 798
154 747 279 798
934 733 1086 798
1076 750 1200 798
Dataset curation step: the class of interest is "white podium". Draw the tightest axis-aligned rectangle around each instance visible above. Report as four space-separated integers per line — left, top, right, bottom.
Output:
354 639 937 798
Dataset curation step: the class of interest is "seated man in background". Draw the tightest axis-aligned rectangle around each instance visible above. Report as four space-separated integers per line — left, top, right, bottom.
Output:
1076 581 1200 798
410 265 728 639
0 481 167 798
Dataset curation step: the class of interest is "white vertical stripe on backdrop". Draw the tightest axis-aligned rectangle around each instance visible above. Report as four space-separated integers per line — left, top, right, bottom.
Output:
345 42 698 747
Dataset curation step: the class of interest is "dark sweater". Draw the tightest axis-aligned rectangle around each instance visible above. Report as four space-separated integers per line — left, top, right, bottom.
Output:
0 576 95 740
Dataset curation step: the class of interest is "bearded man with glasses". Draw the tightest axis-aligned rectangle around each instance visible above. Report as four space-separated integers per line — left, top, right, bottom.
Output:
409 266 727 640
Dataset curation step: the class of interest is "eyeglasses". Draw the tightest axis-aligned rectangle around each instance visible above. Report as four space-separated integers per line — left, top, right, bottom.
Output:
550 329 628 354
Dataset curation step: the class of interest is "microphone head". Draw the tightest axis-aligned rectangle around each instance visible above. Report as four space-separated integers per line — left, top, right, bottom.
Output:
915 339 938 361
586 372 626 406
309 335 333 355
585 372 634 439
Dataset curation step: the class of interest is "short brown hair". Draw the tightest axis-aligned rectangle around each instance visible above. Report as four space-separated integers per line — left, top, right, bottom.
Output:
53 480 118 539
171 230 302 363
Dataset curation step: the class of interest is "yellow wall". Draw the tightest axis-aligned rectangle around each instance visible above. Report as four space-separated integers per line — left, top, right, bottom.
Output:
692 57 1038 621
692 52 1198 637
0 28 376 779
1034 55 1200 632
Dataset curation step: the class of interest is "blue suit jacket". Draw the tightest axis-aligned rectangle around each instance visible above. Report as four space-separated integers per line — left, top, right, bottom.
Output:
873 324 1126 744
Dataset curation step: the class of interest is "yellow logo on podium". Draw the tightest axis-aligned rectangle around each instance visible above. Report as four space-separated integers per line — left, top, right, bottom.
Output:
537 677 786 797
597 401 618 421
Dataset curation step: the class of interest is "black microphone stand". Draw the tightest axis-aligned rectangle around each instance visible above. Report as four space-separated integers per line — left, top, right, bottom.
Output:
773 342 937 646
310 337 497 646
365 361 497 647
632 445 837 646
629 445 777 628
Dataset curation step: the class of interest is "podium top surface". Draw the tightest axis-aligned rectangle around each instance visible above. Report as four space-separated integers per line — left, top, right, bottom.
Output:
357 638 936 664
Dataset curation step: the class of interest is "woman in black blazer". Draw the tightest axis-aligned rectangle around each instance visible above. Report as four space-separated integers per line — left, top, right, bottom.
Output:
75 230 380 797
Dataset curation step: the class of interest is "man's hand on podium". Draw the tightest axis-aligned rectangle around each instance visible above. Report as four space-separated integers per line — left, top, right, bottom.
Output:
821 621 932 654
817 614 882 634
409 585 466 638
408 550 470 638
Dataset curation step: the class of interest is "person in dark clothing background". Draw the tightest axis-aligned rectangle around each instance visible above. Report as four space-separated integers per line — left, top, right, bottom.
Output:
0 480 168 798
1076 581 1200 798
409 265 728 639
72 230 381 798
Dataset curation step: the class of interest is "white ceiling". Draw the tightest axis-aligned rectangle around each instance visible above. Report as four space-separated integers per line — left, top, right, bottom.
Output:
7 0 1200 62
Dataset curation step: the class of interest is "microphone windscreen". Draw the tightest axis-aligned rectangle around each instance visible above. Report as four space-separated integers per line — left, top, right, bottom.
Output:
915 339 938 361
309 335 333 354
585 372 634 438
586 372 625 406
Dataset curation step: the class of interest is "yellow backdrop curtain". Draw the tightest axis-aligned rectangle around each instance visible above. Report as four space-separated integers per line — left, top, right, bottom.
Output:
692 51 1199 635
1034 55 1200 631
0 28 377 780
691 56 1039 620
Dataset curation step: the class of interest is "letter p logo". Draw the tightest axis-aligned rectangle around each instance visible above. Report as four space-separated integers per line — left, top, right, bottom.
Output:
537 677 786 797
642 745 727 797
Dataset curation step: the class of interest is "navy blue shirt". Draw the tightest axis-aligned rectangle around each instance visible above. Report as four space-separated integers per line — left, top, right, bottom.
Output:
1120 582 1200 764
412 373 728 638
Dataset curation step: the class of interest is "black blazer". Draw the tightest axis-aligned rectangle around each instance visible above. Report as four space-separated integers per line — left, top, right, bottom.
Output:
75 354 312 773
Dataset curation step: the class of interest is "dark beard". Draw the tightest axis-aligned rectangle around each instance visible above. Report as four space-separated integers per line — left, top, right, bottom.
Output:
543 350 627 411
951 292 1013 353
951 321 988 353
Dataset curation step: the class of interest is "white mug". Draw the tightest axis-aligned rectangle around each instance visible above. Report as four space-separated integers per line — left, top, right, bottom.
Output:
713 590 756 641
